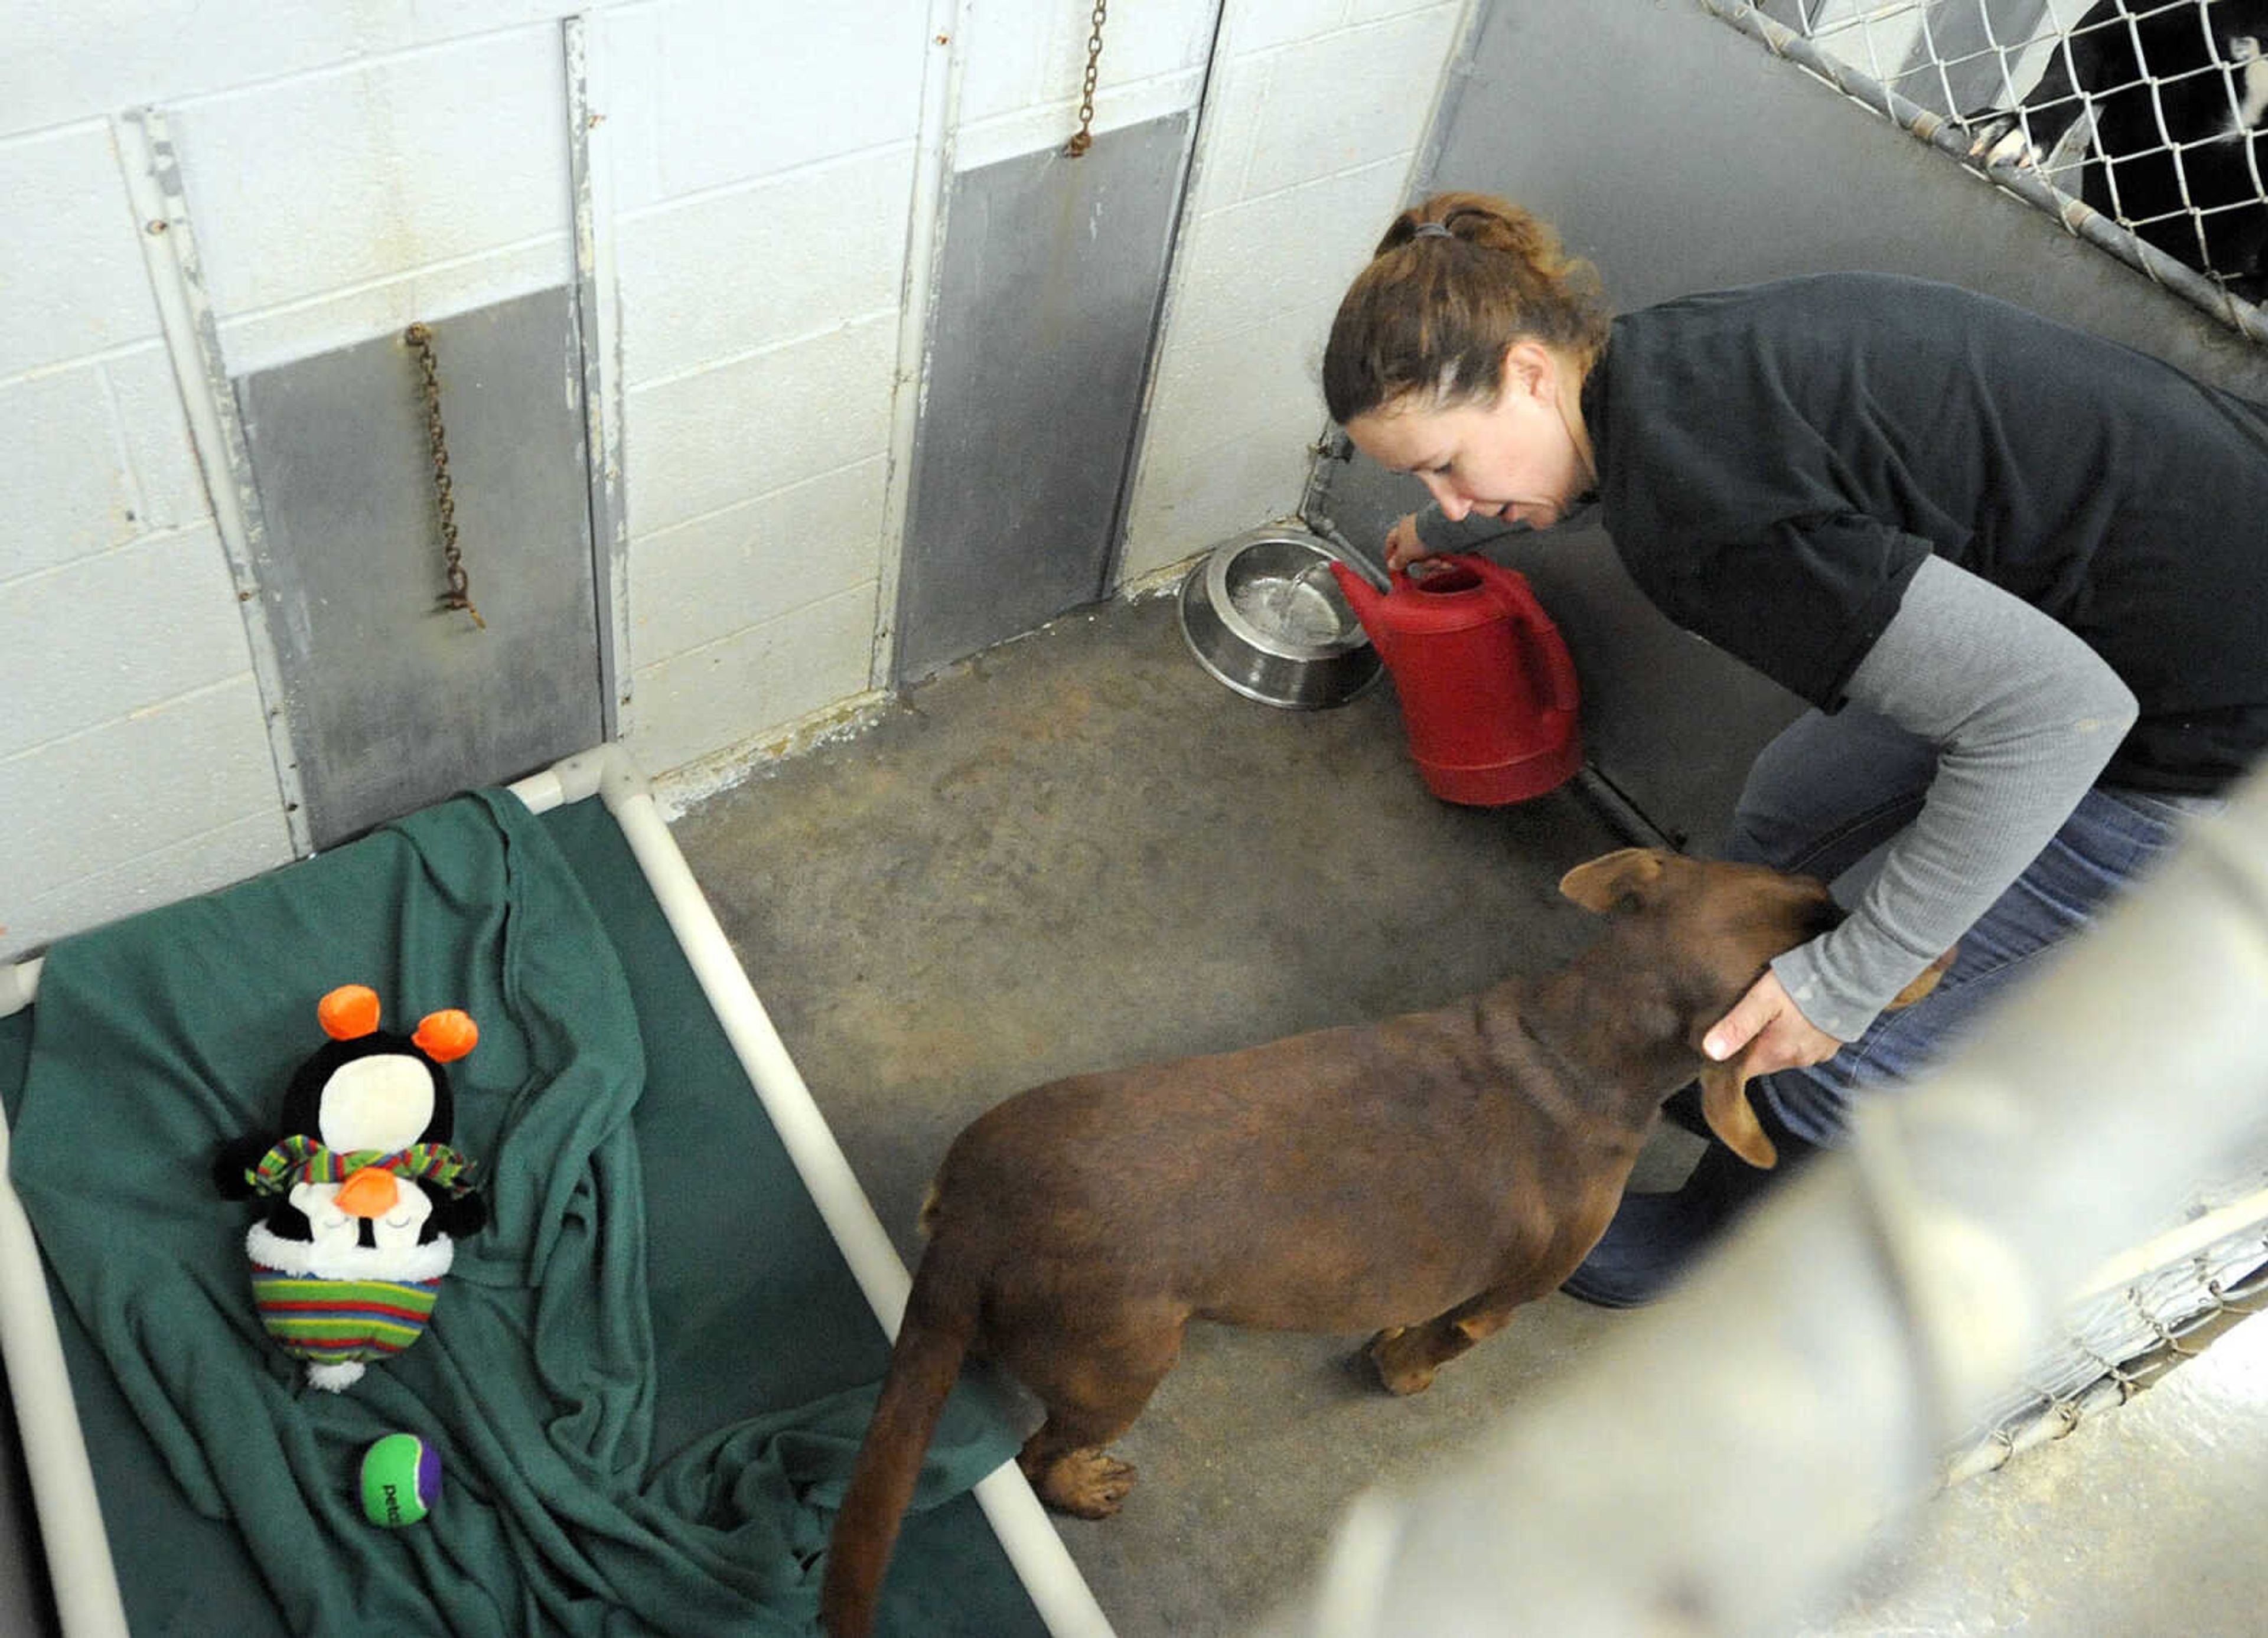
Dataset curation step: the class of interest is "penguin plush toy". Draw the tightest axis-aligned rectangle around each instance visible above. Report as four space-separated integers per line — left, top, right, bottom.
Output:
215 984 488 1392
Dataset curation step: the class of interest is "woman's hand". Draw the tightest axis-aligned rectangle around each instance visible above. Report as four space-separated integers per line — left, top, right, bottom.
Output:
1703 970 1844 1079
1385 513 1432 575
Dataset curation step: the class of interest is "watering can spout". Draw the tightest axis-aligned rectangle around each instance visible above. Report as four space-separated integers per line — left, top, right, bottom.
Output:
1327 562 1395 660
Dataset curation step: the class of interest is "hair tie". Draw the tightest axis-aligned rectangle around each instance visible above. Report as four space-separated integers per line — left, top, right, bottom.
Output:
1412 221 1454 240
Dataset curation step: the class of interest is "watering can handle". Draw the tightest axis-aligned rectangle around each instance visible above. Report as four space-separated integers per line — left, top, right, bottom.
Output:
1525 613 1581 714
1524 608 1578 712
1477 562 1580 715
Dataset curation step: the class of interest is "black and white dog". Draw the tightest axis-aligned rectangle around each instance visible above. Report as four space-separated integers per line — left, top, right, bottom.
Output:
1970 0 2268 301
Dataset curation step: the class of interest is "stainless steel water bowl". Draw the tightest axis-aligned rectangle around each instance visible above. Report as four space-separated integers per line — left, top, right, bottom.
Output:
1178 528 1384 710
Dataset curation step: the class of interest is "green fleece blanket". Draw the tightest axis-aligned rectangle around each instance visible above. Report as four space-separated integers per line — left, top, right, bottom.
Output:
5 790 1020 1636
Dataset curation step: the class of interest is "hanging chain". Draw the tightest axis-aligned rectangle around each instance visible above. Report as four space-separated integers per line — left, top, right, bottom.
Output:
1064 0 1107 156
403 322 485 631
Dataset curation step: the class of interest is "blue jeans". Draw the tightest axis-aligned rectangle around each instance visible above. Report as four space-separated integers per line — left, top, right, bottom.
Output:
1720 706 2215 1146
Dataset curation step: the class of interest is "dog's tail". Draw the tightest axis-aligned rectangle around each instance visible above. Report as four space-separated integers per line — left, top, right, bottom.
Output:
820 1236 984 1638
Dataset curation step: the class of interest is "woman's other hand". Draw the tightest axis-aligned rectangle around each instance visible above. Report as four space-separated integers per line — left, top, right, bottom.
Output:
1385 513 1432 574
1702 970 1843 1079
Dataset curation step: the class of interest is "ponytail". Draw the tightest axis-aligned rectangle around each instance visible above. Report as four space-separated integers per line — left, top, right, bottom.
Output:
1322 192 1609 425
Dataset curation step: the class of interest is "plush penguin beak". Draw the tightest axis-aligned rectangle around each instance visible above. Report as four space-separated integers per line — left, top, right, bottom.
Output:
334 1167 400 1219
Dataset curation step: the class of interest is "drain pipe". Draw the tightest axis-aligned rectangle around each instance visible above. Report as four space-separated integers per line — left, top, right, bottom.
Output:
1260 758 2268 1637
1296 429 1393 591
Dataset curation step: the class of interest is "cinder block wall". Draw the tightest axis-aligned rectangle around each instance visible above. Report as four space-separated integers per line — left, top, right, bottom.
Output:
2 47 302 960
604 0 929 778
1117 0 1467 582
1 1 1472 962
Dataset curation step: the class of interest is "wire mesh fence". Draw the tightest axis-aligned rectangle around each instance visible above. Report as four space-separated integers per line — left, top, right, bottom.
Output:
1705 1 2268 340
1944 1160 2268 1482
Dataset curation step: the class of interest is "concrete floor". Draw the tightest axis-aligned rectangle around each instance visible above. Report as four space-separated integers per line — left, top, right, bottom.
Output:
669 588 2268 1637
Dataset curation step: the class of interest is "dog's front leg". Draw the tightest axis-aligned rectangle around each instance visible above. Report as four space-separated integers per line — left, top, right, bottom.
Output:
1364 1281 1536 1396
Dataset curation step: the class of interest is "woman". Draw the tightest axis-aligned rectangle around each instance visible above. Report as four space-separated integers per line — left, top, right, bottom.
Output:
1323 192 2268 1307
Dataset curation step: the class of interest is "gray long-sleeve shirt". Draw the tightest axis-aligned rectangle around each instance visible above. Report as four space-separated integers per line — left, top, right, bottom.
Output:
1771 554 2134 1038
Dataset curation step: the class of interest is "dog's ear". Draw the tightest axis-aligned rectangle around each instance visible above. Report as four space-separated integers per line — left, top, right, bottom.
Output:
1697 1051 1779 1169
1559 848 1669 914
1886 945 1957 1010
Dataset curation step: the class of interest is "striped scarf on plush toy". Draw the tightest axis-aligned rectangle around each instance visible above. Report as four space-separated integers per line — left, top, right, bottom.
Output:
245 1135 477 1196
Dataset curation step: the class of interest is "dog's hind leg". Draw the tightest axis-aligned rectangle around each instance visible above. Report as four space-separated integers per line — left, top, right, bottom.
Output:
1003 1306 1186 1519
1364 1279 1543 1397
1018 1422 1140 1520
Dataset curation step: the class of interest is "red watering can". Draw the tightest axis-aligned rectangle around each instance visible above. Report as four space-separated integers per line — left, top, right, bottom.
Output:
1328 554 1582 806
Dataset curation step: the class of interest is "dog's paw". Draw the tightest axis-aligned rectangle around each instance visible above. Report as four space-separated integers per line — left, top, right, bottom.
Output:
1033 1449 1137 1519
1364 1327 1438 1397
1987 130 2041 169
1963 116 2039 169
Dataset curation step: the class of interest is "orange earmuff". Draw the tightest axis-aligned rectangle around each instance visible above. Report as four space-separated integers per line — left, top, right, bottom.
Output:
413 1009 479 1063
318 984 382 1041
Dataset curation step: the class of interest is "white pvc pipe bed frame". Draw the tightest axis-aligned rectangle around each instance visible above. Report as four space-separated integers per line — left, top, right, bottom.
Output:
0 973 118 1638
0 744 1113 1638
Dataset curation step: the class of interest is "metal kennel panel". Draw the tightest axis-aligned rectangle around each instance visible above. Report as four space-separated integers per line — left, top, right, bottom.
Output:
892 112 1196 686
1710 1 2268 341
233 288 607 849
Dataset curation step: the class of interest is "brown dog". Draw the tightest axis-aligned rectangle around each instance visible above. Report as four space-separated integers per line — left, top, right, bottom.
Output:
820 848 1951 1636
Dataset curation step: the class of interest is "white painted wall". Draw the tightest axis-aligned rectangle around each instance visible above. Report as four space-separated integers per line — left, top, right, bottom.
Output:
1119 0 1470 583
604 0 928 779
617 0 1227 780
1 0 1466 962
0 112 294 966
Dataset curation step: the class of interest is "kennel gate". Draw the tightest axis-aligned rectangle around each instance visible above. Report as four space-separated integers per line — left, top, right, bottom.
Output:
1709 1 2268 340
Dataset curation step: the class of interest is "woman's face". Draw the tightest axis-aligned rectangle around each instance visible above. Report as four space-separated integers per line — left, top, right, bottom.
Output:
1344 341 1592 530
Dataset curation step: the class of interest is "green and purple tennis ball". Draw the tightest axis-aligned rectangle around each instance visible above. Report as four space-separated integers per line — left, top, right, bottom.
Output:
360 1433 439 1527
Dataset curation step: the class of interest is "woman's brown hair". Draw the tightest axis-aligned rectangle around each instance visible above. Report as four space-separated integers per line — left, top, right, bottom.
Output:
1322 192 1610 425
